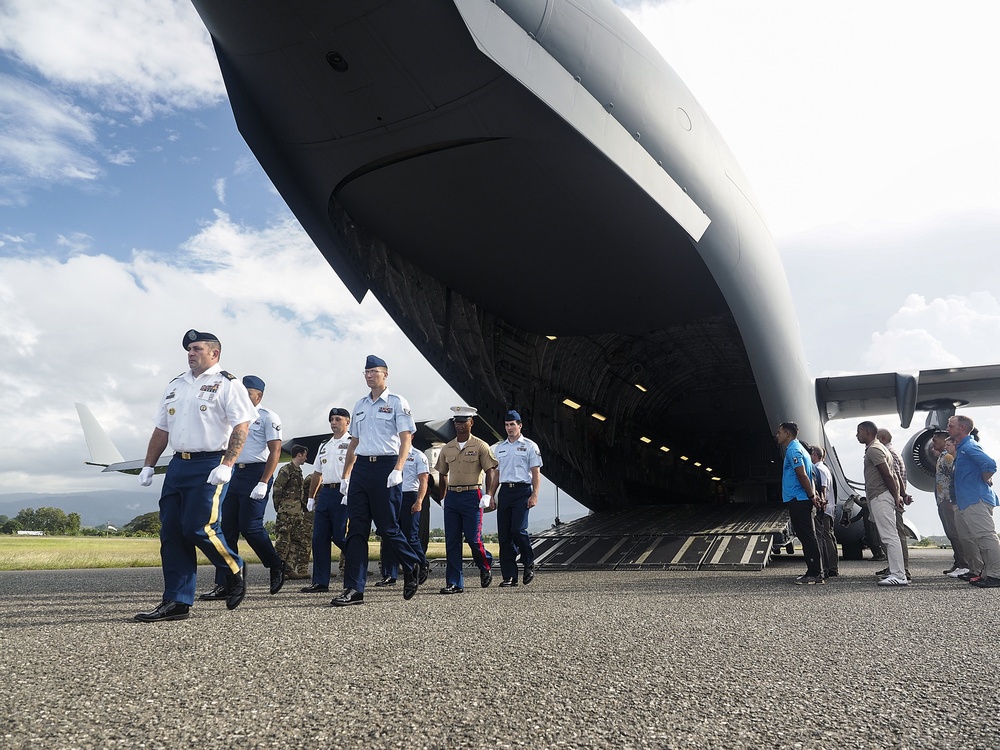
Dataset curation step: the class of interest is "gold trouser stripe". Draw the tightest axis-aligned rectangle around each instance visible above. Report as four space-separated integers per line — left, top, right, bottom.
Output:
204 480 240 574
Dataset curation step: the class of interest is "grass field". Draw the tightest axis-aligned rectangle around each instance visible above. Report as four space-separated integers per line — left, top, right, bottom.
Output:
0 536 496 571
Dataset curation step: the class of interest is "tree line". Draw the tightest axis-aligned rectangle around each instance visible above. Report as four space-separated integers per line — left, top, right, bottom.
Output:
1 509 503 542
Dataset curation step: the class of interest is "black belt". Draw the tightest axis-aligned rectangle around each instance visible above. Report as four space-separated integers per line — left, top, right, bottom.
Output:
501 482 531 488
236 462 264 469
177 451 225 460
322 482 341 487
449 485 480 492
360 455 396 462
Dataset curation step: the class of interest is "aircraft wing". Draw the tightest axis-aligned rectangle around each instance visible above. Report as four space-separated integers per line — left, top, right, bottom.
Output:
816 364 1000 429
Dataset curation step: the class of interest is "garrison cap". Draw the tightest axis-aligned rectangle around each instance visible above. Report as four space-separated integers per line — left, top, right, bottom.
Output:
450 405 478 422
505 409 522 422
365 354 388 369
242 375 265 392
329 407 351 419
182 329 220 349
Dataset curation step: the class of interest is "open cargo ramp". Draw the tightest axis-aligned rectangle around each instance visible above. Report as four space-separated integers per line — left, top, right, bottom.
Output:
531 504 791 572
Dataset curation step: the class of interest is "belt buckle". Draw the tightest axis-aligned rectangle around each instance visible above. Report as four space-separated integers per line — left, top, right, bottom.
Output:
368 455 378 462
181 452 191 460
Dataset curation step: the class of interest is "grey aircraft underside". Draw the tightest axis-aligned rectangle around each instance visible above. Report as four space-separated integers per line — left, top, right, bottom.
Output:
188 0 1000 517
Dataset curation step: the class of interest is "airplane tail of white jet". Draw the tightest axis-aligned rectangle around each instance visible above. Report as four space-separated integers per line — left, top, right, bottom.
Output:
75 403 126 466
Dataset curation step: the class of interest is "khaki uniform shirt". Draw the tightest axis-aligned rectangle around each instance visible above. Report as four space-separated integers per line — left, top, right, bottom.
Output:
435 435 498 486
863 440 893 497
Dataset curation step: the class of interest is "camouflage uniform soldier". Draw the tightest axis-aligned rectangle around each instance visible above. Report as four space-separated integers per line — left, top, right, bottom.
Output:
273 445 310 579
302 470 317 578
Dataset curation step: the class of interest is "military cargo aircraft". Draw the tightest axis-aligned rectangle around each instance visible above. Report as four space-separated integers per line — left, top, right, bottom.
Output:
99 0 1000 566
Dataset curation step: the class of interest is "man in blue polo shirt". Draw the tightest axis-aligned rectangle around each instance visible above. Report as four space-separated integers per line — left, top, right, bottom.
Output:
775 421 822 585
947 415 1000 588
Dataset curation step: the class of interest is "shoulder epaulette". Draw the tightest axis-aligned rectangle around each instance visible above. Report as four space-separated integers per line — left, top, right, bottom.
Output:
170 372 185 382
220 370 237 381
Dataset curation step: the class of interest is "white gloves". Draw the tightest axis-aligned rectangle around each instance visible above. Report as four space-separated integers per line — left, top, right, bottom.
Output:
387 469 403 487
306 497 316 512
340 478 350 498
479 493 492 509
250 482 268 500
207 464 233 485
340 493 348 505
139 466 155 487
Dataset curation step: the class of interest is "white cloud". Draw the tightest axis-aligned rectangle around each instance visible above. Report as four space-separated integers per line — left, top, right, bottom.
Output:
213 177 226 204
821 291 1000 536
0 0 224 120
55 232 94 255
626 0 1000 236
0 212 462 494
0 74 102 204
106 148 136 166
862 293 1000 372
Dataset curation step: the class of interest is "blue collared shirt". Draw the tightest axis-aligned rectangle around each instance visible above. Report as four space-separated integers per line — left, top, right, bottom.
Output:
954 435 998 510
402 447 429 492
492 435 543 483
781 439 813 502
351 388 416 456
238 406 282 463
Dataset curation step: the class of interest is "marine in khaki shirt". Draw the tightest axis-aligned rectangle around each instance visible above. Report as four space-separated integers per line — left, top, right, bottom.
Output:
434 406 499 593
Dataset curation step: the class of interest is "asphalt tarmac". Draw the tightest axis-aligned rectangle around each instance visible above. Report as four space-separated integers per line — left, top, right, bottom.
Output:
2 548 998 749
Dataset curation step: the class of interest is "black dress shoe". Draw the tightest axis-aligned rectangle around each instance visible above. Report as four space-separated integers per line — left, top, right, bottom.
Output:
523 566 535 585
439 584 464 595
480 569 493 588
269 562 287 595
300 583 329 593
374 576 397 587
418 564 429 585
403 564 419 600
135 600 190 622
199 584 228 601
499 578 518 587
226 568 246 610
331 589 364 606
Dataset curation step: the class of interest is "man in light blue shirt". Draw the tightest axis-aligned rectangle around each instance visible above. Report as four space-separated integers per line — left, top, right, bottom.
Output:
492 410 543 587
335 355 424 605
947 415 1000 588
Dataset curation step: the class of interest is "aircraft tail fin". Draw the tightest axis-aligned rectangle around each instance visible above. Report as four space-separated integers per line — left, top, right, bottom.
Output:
75 403 126 467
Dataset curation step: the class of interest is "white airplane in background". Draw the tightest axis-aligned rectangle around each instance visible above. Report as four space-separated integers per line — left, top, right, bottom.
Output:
75 403 172 475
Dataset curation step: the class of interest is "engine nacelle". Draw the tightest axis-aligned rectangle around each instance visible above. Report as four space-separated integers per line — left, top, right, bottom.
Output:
903 427 939 493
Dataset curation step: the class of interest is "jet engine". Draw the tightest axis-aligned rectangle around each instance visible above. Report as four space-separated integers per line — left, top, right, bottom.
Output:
903 427 941 493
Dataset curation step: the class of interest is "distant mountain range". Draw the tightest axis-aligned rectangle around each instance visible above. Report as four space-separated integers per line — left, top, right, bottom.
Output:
0 491 159 528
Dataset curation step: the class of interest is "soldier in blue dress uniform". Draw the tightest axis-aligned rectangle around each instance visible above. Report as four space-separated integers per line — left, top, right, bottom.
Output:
135 330 258 622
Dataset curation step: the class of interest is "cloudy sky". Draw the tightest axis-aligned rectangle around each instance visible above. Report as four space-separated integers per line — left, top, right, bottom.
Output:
1 0 998 536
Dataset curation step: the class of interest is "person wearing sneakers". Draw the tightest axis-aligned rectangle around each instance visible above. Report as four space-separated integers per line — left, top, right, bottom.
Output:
875 428 911 582
934 433 970 578
809 445 837 580
947 415 1000 589
856 421 908 587
775 422 822 585
134 329 258 621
